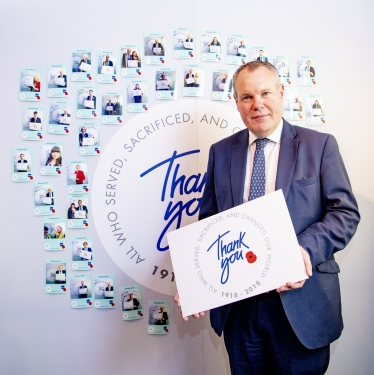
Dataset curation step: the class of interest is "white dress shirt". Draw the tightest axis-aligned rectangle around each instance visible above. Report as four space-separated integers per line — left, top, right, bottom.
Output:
242 119 283 203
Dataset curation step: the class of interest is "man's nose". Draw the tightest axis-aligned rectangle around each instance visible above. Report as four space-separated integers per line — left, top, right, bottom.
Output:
252 95 264 109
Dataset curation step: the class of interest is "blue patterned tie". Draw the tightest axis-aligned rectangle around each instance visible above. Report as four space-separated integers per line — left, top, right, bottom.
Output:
249 138 269 201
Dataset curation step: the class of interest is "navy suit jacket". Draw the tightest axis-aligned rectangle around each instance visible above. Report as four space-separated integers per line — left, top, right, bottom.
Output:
199 120 360 349
30 117 41 123
103 61 113 66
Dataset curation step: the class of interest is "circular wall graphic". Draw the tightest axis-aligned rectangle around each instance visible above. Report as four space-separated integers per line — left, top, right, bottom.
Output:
92 100 245 295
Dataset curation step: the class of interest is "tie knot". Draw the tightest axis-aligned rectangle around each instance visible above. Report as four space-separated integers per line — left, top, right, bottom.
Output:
255 138 269 150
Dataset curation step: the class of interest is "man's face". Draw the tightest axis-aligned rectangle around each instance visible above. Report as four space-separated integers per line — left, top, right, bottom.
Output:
81 281 84 286
58 265 63 271
89 90 93 96
106 56 110 61
189 69 193 74
33 113 37 118
82 128 86 133
155 39 158 44
259 50 264 56
63 109 67 114
161 74 165 79
306 60 311 67
234 67 284 138
78 200 82 206
127 49 131 54
83 54 88 60
20 154 24 160
44 229 48 236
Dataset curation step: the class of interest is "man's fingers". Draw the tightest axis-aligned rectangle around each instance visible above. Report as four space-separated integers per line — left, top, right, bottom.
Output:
276 279 306 293
300 246 313 277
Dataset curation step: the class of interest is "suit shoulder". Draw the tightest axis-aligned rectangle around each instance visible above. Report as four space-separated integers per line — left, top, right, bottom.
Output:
293 124 336 143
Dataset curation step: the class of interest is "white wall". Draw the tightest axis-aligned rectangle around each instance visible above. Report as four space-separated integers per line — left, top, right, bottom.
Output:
0 0 373 374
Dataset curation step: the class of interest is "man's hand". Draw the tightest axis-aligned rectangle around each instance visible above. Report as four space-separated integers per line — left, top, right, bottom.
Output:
276 246 312 293
174 292 205 321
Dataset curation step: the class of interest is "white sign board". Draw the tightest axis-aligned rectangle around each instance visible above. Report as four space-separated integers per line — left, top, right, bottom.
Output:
167 190 307 317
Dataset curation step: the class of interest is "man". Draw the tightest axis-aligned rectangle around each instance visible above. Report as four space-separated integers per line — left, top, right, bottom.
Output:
157 73 170 90
175 61 360 374
105 99 114 115
80 241 92 260
30 111 41 123
79 54 91 72
85 90 96 109
185 34 193 50
55 265 66 284
156 306 168 325
59 109 70 124
44 226 51 239
185 69 194 87
77 200 88 217
220 72 232 92
126 293 140 310
305 60 315 77
152 39 163 55
79 127 89 146
122 48 132 68
17 154 28 172
105 282 113 299
79 280 88 298
256 49 268 62
46 187 54 206
237 40 246 57
57 70 67 88
102 55 113 67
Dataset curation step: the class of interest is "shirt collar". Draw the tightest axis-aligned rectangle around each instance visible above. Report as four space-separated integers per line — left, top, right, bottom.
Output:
248 118 283 146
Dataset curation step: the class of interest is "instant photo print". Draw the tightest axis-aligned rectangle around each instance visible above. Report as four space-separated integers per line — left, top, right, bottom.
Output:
120 285 143 321
211 69 234 101
120 45 142 77
71 236 94 271
248 46 269 63
273 55 291 85
126 80 148 112
19 68 42 101
144 33 166 65
173 27 194 59
78 123 100 155
200 31 222 62
66 161 89 194
155 69 176 100
306 94 326 125
283 88 304 122
69 274 93 308
76 86 98 119
67 194 89 229
40 142 63 176
21 106 43 141
45 260 67 294
47 64 68 97
11 148 34 182
148 301 170 335
183 65 204 97
101 92 123 124
225 34 248 65
97 51 118 83
48 101 72 135
297 56 317 86
43 216 66 251
93 274 116 309
33 181 56 216
71 49 93 82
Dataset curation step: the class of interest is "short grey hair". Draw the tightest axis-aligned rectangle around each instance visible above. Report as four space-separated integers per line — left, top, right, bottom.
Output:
232 61 280 98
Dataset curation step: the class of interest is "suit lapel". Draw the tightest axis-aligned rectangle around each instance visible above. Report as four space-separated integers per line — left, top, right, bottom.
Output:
275 120 299 200
231 130 249 207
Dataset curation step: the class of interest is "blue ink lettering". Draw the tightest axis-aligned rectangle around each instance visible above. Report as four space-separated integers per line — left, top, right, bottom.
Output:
140 150 206 251
207 231 249 284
